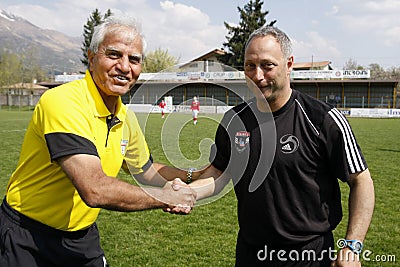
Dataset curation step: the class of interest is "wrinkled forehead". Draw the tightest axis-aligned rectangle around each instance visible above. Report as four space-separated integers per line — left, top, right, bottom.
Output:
245 35 284 58
105 24 139 43
99 25 144 55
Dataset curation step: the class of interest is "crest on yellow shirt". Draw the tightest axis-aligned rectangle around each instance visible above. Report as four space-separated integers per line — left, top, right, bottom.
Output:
120 139 128 155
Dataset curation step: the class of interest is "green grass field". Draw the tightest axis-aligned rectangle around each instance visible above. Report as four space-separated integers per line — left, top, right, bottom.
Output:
0 110 398 266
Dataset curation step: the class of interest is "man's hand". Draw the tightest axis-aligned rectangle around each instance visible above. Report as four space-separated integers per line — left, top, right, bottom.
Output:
162 178 196 214
331 248 361 267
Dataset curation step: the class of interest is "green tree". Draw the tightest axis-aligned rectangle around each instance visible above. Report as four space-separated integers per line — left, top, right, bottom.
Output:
142 48 179 73
386 66 400 80
343 58 364 70
20 45 46 83
368 63 400 80
218 0 276 70
369 63 387 80
81 9 112 68
0 51 23 88
0 46 46 89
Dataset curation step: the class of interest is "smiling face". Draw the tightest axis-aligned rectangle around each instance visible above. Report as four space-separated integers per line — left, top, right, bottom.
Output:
244 35 293 106
88 25 143 98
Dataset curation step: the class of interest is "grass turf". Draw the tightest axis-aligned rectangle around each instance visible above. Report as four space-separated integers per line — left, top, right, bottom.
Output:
0 110 398 266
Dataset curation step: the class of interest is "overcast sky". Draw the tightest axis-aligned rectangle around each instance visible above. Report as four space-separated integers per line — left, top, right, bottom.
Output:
1 0 399 69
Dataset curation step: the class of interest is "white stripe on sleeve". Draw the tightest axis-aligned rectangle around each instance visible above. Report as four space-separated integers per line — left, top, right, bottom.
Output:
328 108 365 173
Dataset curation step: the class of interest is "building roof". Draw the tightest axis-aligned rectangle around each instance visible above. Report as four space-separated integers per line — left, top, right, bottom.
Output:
293 61 332 70
2 82 48 90
181 49 332 71
179 48 225 69
187 48 225 63
38 82 63 89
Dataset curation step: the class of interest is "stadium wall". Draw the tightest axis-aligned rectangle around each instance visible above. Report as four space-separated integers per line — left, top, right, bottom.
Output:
127 104 400 118
126 104 233 114
340 108 400 118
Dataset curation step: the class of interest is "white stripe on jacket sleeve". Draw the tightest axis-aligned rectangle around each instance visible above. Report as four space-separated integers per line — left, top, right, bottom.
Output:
328 108 365 173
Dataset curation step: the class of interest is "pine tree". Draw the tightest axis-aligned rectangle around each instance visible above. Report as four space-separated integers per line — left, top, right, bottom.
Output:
81 9 112 68
218 0 276 70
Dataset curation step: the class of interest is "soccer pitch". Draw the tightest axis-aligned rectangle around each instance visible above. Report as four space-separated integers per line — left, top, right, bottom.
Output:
0 110 398 266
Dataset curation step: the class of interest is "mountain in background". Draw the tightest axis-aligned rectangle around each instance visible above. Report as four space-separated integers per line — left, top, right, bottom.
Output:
0 9 84 75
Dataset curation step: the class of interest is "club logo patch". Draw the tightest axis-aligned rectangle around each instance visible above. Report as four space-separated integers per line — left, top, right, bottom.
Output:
280 134 299 154
120 139 128 155
235 131 250 153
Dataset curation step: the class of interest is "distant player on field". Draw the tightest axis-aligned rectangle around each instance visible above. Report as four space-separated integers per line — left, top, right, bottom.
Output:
190 96 200 125
159 99 166 118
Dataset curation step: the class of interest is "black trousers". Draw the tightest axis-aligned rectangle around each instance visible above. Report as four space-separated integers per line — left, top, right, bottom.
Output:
235 230 334 267
0 199 108 267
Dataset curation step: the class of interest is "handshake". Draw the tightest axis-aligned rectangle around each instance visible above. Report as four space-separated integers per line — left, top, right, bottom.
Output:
161 178 196 215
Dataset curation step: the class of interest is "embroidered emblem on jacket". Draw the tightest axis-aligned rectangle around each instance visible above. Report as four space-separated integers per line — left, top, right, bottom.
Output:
235 131 250 153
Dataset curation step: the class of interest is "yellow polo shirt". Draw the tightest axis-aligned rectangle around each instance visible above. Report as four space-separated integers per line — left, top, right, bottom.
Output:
6 70 151 231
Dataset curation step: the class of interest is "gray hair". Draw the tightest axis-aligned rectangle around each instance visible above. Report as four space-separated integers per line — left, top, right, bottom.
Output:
245 25 292 59
89 15 147 55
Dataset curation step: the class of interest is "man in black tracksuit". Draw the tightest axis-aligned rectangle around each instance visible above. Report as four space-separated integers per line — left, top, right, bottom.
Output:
185 25 375 267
